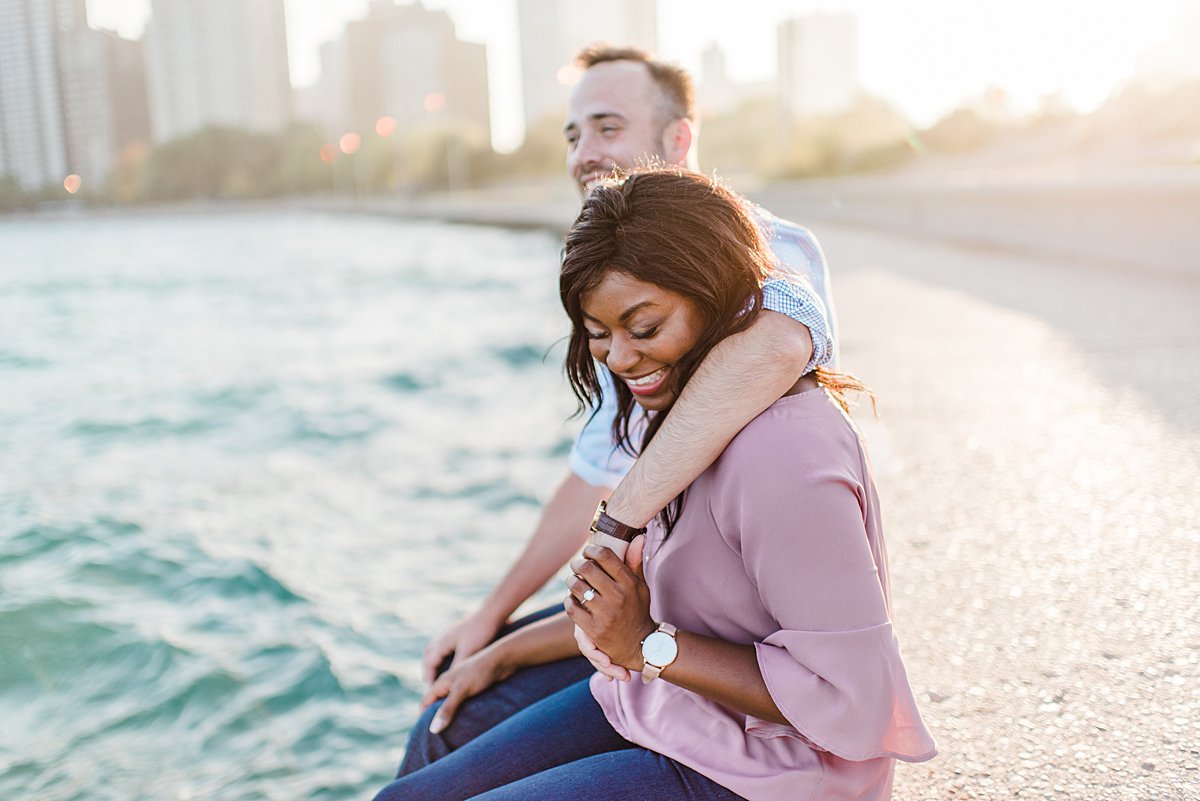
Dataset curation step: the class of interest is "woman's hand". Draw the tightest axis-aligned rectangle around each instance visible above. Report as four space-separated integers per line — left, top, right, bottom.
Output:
420 645 514 734
420 608 504 684
564 535 656 671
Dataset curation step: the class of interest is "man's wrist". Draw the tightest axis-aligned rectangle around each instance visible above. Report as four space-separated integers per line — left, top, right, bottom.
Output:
471 599 513 630
590 499 647 542
600 494 652 530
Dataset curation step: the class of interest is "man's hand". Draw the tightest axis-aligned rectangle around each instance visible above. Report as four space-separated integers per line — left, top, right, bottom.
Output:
421 609 504 684
568 531 643 681
565 536 655 672
420 645 514 735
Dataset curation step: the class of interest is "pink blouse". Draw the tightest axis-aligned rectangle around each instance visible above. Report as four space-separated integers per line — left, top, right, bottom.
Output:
591 389 936 800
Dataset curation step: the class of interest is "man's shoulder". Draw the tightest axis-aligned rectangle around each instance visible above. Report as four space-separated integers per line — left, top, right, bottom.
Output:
751 206 823 269
752 206 818 244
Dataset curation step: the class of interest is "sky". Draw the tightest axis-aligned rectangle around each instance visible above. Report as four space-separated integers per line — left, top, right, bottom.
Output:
85 0 1186 153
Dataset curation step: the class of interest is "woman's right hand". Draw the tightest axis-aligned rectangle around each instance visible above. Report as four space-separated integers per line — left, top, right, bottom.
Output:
421 645 514 734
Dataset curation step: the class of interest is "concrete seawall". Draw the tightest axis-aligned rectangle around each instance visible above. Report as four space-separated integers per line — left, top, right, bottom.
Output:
753 169 1200 280
302 168 1200 281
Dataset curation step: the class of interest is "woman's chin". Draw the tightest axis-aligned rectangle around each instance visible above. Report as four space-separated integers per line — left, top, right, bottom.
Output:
632 392 674 412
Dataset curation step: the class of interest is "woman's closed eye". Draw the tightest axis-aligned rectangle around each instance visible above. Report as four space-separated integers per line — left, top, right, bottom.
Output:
630 326 659 340
585 328 609 340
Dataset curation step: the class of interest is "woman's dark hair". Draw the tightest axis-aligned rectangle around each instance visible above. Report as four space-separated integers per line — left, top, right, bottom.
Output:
560 167 868 531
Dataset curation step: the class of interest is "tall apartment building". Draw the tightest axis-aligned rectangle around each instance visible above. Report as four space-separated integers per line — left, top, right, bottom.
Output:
308 0 489 143
699 42 775 117
144 0 291 144
516 0 657 133
777 13 860 118
0 0 88 189
58 28 150 187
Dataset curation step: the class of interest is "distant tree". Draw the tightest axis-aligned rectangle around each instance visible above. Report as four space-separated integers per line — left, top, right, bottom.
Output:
277 124 335 194
141 127 284 201
919 108 997 153
0 175 34 212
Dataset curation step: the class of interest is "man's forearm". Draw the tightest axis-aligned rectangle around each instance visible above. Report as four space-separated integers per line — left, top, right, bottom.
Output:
480 471 610 624
605 311 813 527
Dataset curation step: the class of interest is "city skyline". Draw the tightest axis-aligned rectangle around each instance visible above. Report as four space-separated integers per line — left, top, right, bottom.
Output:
84 0 1194 153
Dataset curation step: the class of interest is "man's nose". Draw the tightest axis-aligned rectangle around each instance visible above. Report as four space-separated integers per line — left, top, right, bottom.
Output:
570 133 601 175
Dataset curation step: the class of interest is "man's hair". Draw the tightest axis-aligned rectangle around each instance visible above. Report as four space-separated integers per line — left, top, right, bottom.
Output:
574 44 696 123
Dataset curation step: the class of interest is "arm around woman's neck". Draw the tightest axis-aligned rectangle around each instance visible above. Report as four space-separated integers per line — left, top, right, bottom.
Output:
604 310 814 527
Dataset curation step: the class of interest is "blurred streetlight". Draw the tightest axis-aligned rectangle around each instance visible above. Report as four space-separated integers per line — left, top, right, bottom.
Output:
339 132 362 155
375 115 397 137
423 93 446 113
64 174 82 194
319 144 337 164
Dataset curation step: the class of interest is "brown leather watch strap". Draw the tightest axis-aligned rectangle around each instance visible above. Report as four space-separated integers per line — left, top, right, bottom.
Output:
589 500 646 543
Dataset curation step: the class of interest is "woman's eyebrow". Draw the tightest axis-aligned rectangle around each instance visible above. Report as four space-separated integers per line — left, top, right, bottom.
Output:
618 301 655 323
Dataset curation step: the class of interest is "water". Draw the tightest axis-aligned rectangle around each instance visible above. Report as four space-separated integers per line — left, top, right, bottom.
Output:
0 208 580 800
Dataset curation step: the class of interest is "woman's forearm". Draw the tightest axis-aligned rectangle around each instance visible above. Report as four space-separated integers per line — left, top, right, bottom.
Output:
648 631 789 726
491 610 580 672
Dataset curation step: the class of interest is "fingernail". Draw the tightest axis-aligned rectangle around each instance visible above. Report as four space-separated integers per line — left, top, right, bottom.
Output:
429 714 445 734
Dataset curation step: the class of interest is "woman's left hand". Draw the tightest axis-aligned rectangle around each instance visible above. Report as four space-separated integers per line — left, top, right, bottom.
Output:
420 645 514 734
564 535 656 671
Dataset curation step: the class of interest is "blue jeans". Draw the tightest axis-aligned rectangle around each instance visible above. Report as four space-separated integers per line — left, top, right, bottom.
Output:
381 606 743 800
375 681 744 800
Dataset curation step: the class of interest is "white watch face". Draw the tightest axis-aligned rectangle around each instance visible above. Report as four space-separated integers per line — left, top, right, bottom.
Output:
642 630 678 667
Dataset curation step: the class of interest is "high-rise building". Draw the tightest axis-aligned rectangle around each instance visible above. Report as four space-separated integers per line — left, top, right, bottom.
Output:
777 13 860 118
318 0 489 143
143 0 292 144
0 0 88 189
699 42 775 117
58 28 151 187
516 0 657 134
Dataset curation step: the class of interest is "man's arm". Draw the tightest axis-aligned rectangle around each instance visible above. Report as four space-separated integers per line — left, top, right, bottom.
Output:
603 310 813 527
421 470 608 681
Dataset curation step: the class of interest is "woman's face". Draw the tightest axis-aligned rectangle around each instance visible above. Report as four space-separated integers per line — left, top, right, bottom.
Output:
580 270 705 412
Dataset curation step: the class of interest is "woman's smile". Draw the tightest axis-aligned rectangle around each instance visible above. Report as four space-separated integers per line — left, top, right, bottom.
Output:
579 271 704 412
622 366 669 396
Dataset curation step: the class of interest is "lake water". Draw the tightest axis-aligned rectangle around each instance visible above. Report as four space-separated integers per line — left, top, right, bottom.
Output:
0 208 580 800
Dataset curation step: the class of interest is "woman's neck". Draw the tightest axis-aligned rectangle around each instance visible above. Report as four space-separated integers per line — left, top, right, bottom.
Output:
783 373 820 397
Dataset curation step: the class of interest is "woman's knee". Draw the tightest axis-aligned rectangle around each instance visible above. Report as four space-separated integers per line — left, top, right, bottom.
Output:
395 700 449 777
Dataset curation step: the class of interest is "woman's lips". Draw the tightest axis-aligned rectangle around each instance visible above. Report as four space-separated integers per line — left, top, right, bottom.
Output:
623 366 668 396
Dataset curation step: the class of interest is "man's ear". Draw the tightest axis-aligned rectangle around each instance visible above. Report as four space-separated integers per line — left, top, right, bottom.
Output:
661 118 694 166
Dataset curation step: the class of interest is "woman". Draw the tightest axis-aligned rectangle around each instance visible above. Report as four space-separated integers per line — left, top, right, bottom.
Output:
373 169 936 801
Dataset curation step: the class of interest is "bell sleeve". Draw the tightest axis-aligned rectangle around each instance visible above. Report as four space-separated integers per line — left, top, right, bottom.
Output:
710 415 937 762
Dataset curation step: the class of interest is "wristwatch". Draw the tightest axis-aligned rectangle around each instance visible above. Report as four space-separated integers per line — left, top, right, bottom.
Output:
640 622 678 683
590 500 647 543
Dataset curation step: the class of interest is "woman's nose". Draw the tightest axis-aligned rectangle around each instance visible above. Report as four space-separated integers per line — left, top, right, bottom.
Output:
605 335 639 374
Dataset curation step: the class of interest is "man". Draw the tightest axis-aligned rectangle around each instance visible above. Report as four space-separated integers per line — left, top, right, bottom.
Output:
420 45 837 688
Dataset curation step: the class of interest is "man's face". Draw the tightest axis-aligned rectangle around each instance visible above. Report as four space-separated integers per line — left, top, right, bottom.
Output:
564 61 674 196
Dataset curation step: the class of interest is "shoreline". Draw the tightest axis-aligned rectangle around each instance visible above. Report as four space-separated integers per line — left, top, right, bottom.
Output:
7 166 1199 279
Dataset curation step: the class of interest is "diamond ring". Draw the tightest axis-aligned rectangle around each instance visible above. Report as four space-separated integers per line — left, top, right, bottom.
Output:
582 588 596 603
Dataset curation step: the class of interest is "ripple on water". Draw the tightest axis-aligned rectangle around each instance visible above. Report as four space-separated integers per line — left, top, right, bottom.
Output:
379 371 435 392
70 416 221 440
491 342 551 368
0 350 50 369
